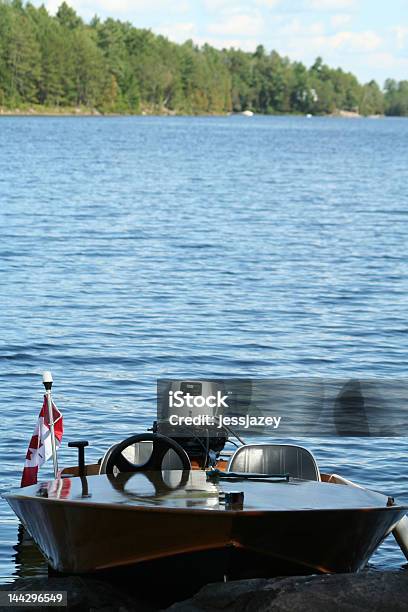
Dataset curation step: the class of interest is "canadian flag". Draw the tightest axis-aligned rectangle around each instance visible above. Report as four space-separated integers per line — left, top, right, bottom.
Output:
21 396 63 488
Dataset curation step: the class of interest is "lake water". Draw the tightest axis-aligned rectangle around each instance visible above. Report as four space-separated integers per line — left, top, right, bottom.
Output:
0 115 407 583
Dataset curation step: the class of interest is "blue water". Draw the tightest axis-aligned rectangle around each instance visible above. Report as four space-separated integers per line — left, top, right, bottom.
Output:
0 115 407 583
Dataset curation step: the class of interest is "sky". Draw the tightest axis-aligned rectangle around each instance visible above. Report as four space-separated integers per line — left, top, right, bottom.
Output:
36 0 408 85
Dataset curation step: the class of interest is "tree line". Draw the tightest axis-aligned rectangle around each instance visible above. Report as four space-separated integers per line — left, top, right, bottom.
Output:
0 0 407 116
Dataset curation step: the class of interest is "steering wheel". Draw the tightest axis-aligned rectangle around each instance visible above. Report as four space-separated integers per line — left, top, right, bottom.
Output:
104 433 191 475
107 469 190 497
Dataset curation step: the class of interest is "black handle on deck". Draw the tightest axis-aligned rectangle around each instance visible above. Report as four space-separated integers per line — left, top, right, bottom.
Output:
68 440 89 477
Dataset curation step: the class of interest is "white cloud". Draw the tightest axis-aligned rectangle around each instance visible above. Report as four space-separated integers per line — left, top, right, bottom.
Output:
203 0 237 12
392 26 408 50
45 0 190 17
95 0 138 12
157 21 196 41
203 0 283 15
328 30 382 52
277 28 383 77
282 29 381 54
280 18 324 36
208 13 264 37
330 13 352 28
364 51 408 72
306 0 355 10
255 0 281 7
309 21 325 35
101 0 190 12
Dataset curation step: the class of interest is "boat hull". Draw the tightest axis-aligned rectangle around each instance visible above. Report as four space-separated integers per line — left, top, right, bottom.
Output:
6 495 405 575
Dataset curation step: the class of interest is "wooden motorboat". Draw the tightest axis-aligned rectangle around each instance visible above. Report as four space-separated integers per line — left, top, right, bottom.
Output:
4 430 408 578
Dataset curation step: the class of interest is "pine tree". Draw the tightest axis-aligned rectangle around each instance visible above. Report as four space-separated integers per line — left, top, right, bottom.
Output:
7 11 42 104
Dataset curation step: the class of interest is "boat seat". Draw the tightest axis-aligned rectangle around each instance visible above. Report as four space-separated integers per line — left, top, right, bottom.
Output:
227 444 320 481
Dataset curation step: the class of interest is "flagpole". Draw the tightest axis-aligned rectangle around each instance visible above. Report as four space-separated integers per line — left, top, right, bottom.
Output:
43 371 58 478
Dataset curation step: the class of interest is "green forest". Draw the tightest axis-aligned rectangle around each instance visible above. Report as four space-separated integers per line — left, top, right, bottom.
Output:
0 0 407 116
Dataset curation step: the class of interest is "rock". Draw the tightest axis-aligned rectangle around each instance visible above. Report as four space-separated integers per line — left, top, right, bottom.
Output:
0 576 156 612
331 109 361 118
167 572 408 612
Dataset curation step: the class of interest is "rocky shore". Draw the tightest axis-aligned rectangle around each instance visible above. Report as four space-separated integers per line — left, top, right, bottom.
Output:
1 572 407 612
0 106 388 118
169 571 408 611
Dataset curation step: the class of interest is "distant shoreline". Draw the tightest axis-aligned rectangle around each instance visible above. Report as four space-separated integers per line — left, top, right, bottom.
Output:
0 106 391 119
1 2 406 119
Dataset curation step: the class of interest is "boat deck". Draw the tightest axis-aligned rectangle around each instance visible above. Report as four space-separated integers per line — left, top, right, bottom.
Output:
6 470 403 514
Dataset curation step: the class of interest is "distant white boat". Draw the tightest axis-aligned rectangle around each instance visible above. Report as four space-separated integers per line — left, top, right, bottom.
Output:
306 113 313 118
241 110 254 117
